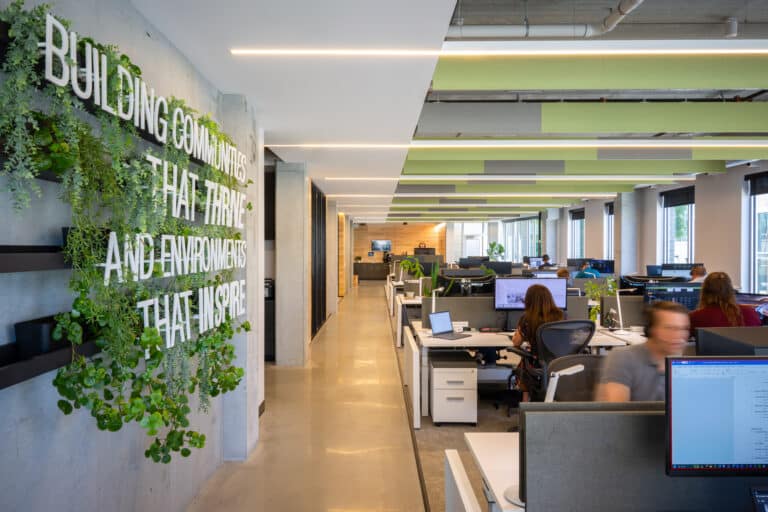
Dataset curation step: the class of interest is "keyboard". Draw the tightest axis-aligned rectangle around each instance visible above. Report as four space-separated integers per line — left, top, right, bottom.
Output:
432 332 472 341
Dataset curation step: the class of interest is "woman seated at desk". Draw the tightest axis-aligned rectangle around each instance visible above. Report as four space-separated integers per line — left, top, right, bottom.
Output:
689 272 760 337
511 284 564 400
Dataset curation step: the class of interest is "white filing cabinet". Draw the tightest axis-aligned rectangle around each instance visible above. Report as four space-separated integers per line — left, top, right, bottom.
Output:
430 359 477 424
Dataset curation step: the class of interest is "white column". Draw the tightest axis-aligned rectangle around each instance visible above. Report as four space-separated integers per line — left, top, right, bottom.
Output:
616 192 639 275
218 94 263 460
275 162 311 366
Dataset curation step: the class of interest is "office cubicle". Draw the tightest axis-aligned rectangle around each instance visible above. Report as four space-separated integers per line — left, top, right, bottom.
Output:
518 402 766 511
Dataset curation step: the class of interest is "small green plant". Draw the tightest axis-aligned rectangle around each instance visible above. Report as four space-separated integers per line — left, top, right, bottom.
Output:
487 241 505 261
480 264 496 276
424 260 440 296
583 277 617 323
399 256 424 279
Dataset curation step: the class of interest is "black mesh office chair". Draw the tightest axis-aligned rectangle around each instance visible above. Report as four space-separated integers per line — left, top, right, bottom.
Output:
544 354 604 402
509 320 596 402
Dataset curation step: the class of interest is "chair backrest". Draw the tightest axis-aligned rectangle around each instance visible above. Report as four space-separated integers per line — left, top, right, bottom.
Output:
534 320 596 363
546 354 604 402
444 450 482 512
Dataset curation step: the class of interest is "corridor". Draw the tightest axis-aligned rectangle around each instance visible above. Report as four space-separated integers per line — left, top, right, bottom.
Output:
188 281 424 511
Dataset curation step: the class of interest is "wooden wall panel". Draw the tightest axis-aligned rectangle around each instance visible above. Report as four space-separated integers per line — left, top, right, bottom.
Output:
353 223 446 262
338 213 346 297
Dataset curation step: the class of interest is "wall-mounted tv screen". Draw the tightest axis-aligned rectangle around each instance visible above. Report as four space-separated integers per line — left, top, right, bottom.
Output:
371 239 391 251
495 277 568 310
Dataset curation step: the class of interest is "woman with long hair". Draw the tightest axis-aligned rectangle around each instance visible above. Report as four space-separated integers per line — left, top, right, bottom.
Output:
689 272 761 337
511 284 564 399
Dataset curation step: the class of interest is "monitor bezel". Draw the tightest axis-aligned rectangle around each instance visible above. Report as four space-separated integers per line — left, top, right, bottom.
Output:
666 355 768 477
494 277 568 311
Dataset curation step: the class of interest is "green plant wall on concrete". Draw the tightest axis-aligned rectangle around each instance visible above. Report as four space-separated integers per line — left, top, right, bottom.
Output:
0 1 250 463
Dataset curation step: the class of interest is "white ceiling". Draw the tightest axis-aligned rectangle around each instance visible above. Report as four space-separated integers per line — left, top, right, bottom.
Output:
130 0 457 199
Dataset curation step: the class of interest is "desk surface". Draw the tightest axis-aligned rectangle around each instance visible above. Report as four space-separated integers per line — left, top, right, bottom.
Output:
411 320 514 348
464 432 522 512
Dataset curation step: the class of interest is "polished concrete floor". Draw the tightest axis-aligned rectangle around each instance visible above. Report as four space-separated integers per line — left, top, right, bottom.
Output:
188 281 425 512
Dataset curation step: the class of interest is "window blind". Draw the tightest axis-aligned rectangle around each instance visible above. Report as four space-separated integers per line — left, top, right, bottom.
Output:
661 186 695 207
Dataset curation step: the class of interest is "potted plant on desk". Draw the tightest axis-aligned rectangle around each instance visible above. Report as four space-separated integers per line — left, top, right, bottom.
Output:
583 277 617 325
486 241 505 261
399 256 424 280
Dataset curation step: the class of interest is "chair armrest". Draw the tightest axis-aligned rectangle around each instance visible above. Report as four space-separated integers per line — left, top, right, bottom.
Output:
506 346 536 362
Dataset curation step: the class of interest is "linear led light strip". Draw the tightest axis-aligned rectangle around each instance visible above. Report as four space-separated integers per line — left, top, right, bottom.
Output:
232 41 768 57
347 210 540 215
273 140 768 149
326 174 696 182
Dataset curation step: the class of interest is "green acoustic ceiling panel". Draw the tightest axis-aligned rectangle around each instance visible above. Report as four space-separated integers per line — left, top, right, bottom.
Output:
390 198 575 205
449 183 634 193
433 55 768 91
563 160 725 174
407 148 599 161
542 103 768 134
407 147 764 162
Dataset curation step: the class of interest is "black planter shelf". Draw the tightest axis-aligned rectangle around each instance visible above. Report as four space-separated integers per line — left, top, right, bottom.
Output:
0 245 70 273
0 340 99 390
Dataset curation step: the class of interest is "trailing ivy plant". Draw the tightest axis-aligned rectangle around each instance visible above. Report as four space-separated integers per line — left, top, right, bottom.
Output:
0 2 248 463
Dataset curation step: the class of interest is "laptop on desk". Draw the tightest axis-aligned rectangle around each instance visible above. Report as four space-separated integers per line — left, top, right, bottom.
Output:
429 311 471 340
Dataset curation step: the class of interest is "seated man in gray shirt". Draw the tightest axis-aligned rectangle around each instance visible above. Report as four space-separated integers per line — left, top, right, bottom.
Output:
596 301 690 402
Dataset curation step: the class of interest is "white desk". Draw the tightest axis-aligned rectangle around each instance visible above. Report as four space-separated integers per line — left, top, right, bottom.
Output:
394 294 421 348
464 432 523 512
591 328 646 351
411 321 514 418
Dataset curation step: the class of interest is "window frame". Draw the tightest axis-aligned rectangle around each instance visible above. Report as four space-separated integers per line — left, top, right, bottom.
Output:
661 187 695 264
569 209 585 259
604 202 614 260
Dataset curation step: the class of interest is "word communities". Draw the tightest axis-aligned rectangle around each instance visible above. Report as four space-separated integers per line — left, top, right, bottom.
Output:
43 14 247 183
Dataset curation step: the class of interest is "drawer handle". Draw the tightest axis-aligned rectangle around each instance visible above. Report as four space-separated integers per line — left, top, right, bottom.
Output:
446 380 465 385
447 397 465 401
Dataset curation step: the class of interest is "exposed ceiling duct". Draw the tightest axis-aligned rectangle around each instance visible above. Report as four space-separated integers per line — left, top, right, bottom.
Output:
447 0 645 39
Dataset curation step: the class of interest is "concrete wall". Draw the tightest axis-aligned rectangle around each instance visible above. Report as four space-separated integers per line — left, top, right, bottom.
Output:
275 162 311 366
0 1 263 510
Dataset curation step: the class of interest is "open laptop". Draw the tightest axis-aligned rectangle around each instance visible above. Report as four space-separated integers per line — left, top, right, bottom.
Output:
428 311 471 340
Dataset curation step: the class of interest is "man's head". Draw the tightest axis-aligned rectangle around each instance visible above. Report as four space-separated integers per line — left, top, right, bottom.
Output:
644 301 690 357
690 265 707 279
542 254 550 263
579 261 589 271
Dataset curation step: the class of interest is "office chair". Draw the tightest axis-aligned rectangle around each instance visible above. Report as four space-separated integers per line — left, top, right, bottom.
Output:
544 354 604 402
509 320 596 402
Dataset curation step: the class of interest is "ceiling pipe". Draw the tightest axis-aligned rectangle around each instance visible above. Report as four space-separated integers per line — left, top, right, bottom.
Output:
447 0 645 39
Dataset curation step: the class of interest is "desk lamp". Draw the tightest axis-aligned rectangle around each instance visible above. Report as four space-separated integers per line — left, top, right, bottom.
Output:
612 288 637 335
544 364 585 403
431 286 445 312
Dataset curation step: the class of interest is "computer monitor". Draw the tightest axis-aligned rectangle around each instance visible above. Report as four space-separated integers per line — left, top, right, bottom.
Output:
590 259 614 274
371 239 391 251
646 264 663 277
527 256 544 268
644 282 702 311
661 262 703 278
485 261 512 275
495 277 567 310
666 356 768 476
531 271 559 279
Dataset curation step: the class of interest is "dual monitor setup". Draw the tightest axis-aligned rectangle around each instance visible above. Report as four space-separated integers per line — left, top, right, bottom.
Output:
646 262 704 278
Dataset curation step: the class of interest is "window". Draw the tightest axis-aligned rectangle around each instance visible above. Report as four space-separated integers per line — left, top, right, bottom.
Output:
661 187 695 264
604 202 614 259
503 217 540 262
569 209 585 258
747 172 768 293
460 222 487 258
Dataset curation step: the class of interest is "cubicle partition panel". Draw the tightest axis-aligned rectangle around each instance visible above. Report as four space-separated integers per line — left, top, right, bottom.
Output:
565 296 589 320
519 404 765 511
422 297 510 330
600 295 645 328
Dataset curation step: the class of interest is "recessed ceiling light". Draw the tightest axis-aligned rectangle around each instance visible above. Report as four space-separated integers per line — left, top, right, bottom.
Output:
393 192 616 199
324 177 400 181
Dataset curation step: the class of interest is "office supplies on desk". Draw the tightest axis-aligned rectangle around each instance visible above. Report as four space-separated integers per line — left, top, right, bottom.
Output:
429 311 471 340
